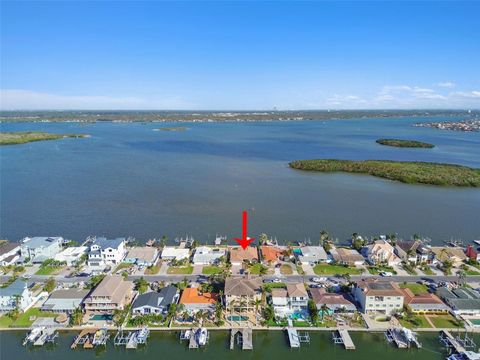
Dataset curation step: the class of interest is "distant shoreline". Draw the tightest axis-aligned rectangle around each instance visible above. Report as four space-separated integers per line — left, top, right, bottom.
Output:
376 138 435 148
0 131 89 146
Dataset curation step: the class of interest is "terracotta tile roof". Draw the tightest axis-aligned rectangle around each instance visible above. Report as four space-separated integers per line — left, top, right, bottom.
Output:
229 246 258 263
180 288 217 304
310 288 355 307
400 288 444 305
260 246 283 263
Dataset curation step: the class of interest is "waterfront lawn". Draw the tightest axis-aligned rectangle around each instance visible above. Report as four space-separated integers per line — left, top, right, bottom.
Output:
314 318 337 328
280 264 293 275
367 265 397 275
399 282 429 295
399 315 431 329
0 308 57 328
167 265 193 275
293 320 311 327
430 315 464 329
313 264 362 276
202 266 223 275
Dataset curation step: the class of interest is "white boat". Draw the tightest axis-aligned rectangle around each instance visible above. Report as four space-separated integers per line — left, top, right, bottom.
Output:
448 351 480 360
197 328 208 346
23 327 44 346
473 240 480 246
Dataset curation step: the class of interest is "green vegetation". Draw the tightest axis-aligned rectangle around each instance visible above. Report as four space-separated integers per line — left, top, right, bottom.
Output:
367 265 397 275
248 263 268 275
399 314 432 329
202 266 223 275
430 314 464 328
402 262 418 275
399 282 429 295
43 277 56 293
86 274 106 289
0 131 88 145
313 263 362 275
144 264 161 275
35 259 65 275
461 264 480 275
0 308 56 328
376 138 435 148
134 277 149 294
167 265 193 274
289 159 480 187
280 264 293 275
420 264 435 275
262 282 287 293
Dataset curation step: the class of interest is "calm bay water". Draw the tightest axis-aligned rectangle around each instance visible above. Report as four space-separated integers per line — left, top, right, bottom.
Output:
0 330 459 360
1 117 479 244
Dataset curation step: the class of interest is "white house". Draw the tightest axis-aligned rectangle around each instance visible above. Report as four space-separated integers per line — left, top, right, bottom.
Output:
54 246 88 266
353 279 404 315
87 237 126 272
192 246 225 265
0 279 35 312
362 240 402 266
296 246 328 265
0 242 21 266
161 247 190 261
124 246 159 267
271 283 309 318
20 237 64 263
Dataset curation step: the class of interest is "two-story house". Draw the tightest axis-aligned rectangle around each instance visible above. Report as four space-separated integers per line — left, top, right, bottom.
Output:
20 237 63 263
87 237 126 272
83 275 134 314
224 276 262 314
271 282 308 318
362 240 401 266
0 279 35 312
353 279 404 315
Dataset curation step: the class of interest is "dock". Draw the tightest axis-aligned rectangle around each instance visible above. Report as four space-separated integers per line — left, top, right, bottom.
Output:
439 330 477 355
385 328 421 349
71 329 97 349
113 327 150 349
179 328 209 349
31 328 58 346
286 323 310 348
332 330 355 350
230 328 253 350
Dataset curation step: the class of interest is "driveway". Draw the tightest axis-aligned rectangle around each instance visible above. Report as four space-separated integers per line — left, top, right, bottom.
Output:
192 265 204 275
302 264 315 276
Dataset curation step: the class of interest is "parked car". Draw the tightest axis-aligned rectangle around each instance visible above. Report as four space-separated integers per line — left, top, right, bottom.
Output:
272 278 282 283
311 277 327 283
379 271 393 277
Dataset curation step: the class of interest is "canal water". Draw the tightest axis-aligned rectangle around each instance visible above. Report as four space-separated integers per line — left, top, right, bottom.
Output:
1 117 479 243
0 330 462 360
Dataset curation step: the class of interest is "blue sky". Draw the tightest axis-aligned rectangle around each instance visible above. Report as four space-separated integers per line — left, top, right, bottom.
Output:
1 1 479 110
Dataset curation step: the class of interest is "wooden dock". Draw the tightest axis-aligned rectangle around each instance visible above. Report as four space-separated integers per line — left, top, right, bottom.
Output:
332 330 355 350
230 328 253 350
33 328 58 346
71 329 97 349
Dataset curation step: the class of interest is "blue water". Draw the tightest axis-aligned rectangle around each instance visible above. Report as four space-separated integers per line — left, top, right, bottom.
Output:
1 117 479 243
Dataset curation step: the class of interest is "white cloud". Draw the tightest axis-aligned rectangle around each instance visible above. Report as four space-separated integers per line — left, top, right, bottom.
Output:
437 82 456 88
451 91 480 98
0 89 192 110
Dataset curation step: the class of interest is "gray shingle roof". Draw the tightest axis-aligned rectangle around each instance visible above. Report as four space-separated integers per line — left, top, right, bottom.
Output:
132 286 178 309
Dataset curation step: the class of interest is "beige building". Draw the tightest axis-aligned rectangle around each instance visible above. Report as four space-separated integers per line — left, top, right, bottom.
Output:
430 246 467 267
354 279 404 315
224 276 262 313
362 240 401 266
83 275 134 313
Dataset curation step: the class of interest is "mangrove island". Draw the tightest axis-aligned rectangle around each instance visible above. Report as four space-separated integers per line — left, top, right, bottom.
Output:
289 159 480 187
376 138 435 148
0 131 88 146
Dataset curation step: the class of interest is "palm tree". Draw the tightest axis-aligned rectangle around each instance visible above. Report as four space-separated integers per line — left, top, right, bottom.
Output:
320 304 330 321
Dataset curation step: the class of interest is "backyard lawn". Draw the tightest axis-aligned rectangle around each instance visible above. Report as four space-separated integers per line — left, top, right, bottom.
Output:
313 263 362 275
0 308 57 328
399 315 432 329
167 265 193 275
399 282 429 295
202 266 223 275
430 314 464 329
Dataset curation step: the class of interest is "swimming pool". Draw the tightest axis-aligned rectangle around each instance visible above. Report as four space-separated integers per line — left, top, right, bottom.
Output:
227 316 249 321
89 314 113 321
470 319 480 326
293 248 302 255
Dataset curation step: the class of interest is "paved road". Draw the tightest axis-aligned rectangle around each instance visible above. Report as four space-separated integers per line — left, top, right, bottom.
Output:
2 273 478 285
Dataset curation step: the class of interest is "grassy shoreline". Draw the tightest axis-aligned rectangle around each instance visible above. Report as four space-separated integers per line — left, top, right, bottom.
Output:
0 131 88 145
376 138 435 148
289 159 480 187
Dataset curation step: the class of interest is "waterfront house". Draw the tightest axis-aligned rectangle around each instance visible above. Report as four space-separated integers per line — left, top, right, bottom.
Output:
430 247 467 267
465 245 480 262
224 276 262 313
41 288 90 314
125 246 159 267
260 246 283 265
353 279 404 315
86 237 126 272
20 236 63 263
309 288 357 314
180 287 218 313
0 279 35 312
330 247 365 266
192 246 225 265
362 240 401 266
160 247 190 261
394 240 423 264
0 241 21 266
436 287 480 316
296 246 328 265
131 285 179 315
399 288 449 314
228 246 259 266
54 246 88 266
83 275 134 314
271 283 308 318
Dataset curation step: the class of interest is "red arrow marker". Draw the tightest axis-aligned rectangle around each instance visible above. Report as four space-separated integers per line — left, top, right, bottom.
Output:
234 210 255 250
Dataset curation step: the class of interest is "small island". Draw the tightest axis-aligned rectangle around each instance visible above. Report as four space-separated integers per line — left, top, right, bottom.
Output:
376 138 435 148
0 131 88 146
289 159 480 187
153 127 189 132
